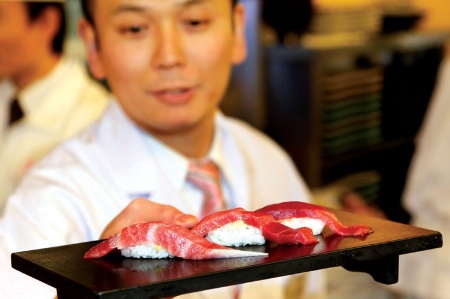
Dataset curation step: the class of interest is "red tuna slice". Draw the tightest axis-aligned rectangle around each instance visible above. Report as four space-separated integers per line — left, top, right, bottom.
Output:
191 207 275 237
257 201 372 237
262 222 319 245
84 234 120 258
84 222 268 259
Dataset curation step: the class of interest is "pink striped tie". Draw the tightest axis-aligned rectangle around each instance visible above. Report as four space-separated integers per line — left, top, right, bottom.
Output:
187 160 225 219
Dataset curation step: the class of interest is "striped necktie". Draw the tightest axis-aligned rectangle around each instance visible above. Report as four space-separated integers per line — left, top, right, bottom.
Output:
187 160 225 219
8 97 24 126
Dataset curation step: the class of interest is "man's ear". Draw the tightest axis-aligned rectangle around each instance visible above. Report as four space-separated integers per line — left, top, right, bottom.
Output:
78 19 105 80
231 3 247 65
33 6 60 53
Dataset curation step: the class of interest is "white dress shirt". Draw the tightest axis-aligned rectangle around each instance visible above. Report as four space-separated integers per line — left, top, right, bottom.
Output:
0 57 110 210
0 100 325 299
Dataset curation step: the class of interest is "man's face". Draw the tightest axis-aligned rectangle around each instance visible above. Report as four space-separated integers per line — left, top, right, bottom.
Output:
0 2 36 81
82 0 246 137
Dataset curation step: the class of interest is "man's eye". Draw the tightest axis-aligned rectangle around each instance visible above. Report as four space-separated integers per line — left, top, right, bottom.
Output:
183 19 210 30
129 26 143 33
120 25 148 35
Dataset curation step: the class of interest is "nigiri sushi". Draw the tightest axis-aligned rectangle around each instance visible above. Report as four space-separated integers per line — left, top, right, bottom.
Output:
256 201 372 237
191 207 275 247
84 222 268 260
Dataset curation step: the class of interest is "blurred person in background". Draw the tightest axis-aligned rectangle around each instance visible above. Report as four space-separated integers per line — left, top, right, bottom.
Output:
385 1 450 297
389 53 450 299
0 0 109 211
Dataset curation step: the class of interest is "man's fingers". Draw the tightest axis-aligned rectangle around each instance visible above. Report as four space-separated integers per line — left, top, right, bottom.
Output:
99 198 199 239
174 214 198 228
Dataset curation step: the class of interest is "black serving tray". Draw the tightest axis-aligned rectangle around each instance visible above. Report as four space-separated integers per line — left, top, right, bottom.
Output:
12 210 442 299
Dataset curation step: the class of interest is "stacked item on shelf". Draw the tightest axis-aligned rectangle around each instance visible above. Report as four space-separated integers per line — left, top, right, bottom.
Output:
378 0 423 32
301 0 382 48
321 67 383 157
310 0 382 35
378 0 419 15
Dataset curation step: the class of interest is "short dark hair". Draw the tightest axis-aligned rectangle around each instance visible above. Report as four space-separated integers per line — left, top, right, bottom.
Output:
25 2 66 55
80 0 93 25
81 0 239 25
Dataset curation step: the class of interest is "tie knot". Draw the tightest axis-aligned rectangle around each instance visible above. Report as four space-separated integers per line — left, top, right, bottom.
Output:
188 160 221 183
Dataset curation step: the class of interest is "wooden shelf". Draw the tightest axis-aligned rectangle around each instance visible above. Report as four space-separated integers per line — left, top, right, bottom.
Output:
264 31 447 222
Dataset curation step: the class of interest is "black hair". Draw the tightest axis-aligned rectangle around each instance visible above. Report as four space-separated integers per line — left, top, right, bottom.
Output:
81 0 239 25
24 2 66 54
81 0 93 25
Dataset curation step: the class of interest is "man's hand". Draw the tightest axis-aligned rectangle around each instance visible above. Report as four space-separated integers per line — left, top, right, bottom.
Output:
100 198 198 239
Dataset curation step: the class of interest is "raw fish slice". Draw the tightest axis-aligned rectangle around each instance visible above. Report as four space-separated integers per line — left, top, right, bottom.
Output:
85 222 268 259
262 222 319 245
84 234 120 258
192 207 275 237
257 201 372 237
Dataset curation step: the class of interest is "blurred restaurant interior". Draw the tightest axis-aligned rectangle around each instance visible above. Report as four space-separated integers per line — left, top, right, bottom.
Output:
64 0 450 225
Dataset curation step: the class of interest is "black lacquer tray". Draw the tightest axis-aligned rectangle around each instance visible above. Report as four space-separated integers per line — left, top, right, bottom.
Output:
11 210 442 299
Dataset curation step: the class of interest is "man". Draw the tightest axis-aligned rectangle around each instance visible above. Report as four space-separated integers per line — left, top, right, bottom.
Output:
0 0 109 209
0 1 326 298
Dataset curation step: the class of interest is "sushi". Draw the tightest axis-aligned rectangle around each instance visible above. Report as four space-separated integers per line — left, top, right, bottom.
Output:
192 207 317 246
85 202 372 260
84 222 268 260
191 207 275 247
256 201 372 237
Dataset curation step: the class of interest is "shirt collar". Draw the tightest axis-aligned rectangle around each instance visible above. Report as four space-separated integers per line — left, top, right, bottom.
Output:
138 111 229 192
141 131 189 192
18 58 86 131
0 80 16 132
0 80 16 102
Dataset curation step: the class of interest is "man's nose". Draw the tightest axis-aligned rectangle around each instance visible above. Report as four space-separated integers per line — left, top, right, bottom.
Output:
152 24 185 69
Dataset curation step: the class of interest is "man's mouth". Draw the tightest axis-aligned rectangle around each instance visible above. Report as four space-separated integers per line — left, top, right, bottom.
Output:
151 86 195 105
158 88 188 95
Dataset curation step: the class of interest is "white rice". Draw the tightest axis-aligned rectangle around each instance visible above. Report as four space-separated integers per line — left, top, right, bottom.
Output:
121 244 173 259
280 217 326 235
206 220 265 247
